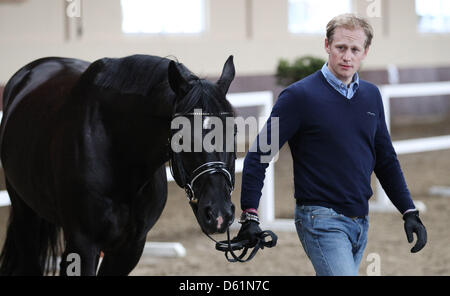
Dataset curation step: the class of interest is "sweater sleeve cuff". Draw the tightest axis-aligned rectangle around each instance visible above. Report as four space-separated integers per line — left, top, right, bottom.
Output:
402 208 417 215
243 208 258 215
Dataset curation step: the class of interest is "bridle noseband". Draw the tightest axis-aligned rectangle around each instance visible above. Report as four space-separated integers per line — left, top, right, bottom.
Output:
183 161 234 205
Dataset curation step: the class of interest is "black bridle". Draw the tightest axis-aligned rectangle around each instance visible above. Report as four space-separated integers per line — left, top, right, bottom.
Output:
168 111 276 262
182 161 234 205
168 111 236 205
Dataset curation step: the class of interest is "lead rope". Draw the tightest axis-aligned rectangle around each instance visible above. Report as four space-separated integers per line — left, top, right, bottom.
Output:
203 227 278 263
203 229 252 263
225 230 278 263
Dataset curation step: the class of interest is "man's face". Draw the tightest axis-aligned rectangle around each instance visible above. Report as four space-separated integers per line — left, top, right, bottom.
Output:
325 27 369 85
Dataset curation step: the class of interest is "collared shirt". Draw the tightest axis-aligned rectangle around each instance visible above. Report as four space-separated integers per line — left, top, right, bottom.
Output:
240 71 417 217
321 63 359 99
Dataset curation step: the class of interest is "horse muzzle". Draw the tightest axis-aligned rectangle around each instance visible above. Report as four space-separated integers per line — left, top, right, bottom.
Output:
199 203 235 234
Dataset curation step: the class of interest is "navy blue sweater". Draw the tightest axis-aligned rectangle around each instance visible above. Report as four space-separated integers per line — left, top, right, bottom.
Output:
240 71 415 217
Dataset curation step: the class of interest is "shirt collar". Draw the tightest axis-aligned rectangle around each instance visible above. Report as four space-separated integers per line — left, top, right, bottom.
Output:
321 62 359 91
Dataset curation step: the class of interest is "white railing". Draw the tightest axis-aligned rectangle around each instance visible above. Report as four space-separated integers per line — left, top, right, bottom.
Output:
0 111 7 207
0 188 9 207
4 82 444 232
372 81 450 212
235 83 450 229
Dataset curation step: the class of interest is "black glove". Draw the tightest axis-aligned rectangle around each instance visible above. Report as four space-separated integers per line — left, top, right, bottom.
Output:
403 210 427 253
233 213 263 248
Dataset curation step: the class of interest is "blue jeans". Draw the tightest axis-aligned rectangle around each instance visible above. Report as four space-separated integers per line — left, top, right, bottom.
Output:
294 205 369 276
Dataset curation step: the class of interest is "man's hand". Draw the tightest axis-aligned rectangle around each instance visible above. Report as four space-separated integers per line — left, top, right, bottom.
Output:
233 212 263 248
403 210 427 253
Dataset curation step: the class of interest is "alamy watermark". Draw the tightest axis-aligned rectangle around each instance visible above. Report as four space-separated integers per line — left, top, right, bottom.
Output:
170 109 280 163
66 252 81 276
365 0 382 18
66 0 81 18
366 252 381 276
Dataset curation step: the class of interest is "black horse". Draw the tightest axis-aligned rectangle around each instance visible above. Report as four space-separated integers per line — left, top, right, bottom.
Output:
0 54 237 275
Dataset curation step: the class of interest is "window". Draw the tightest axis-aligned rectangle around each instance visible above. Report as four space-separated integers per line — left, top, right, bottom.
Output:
121 0 205 34
288 0 352 34
416 0 450 33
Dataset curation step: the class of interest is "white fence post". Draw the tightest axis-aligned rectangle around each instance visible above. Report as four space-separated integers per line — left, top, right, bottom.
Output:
226 91 275 226
227 92 295 231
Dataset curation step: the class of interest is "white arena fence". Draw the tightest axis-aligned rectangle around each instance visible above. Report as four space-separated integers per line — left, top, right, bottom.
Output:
373 81 450 213
1 83 449 233
255 82 450 230
259 82 450 230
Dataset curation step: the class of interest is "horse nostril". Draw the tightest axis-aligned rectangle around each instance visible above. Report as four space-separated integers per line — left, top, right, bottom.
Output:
226 204 235 222
205 207 214 224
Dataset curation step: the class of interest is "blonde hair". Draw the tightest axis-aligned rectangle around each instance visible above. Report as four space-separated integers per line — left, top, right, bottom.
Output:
326 13 374 48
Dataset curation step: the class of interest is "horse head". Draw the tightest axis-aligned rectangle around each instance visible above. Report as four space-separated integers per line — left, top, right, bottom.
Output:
168 56 236 234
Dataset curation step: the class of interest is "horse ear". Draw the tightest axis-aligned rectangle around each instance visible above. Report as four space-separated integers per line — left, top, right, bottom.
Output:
217 55 235 95
168 60 190 97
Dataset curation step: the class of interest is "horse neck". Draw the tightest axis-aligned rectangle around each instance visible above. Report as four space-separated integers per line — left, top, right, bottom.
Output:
100 89 175 168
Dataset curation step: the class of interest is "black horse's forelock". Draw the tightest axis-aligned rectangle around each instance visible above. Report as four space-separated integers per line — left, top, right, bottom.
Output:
174 79 235 117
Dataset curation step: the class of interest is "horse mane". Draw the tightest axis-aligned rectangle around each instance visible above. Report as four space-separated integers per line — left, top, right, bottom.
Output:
81 54 171 96
79 54 234 115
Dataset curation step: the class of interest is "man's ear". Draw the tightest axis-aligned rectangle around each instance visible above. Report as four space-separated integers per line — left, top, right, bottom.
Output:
325 38 331 54
168 60 191 97
363 46 370 59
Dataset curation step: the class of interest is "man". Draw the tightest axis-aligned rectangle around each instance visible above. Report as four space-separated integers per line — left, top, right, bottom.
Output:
235 14 427 276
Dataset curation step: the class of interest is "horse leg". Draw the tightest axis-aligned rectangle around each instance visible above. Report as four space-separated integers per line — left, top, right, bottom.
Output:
97 166 168 276
96 239 146 276
0 180 61 275
59 233 100 276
